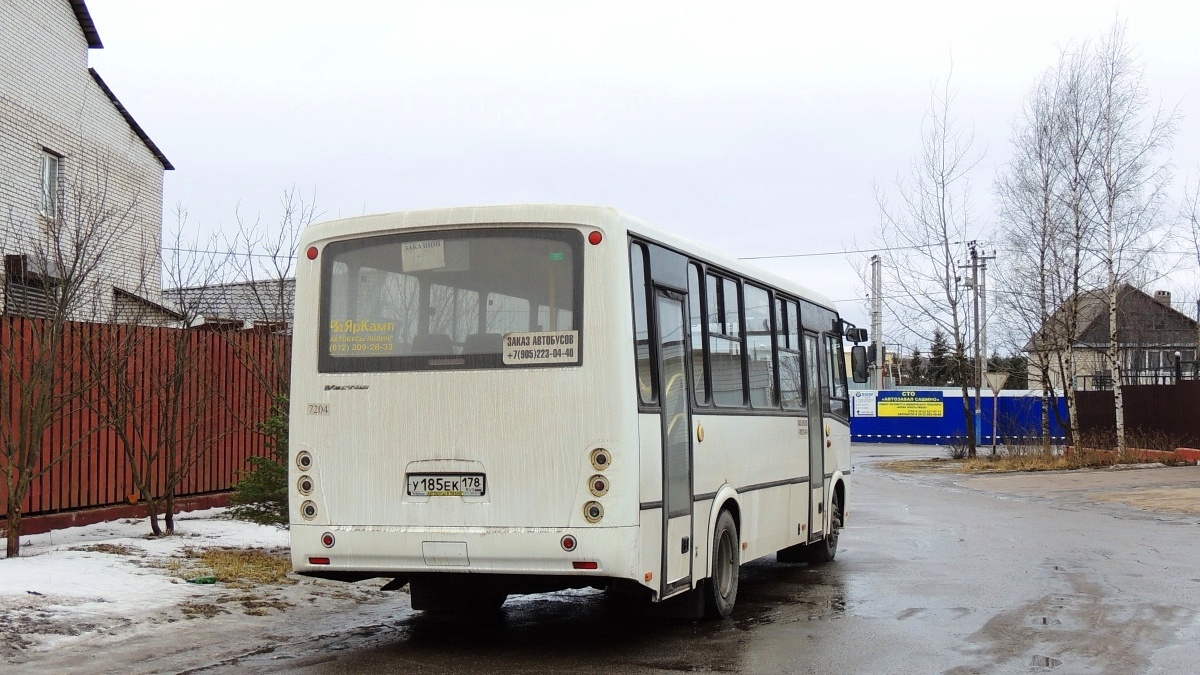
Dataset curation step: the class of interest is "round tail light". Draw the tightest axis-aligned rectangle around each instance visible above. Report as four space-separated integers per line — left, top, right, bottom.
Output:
320 532 336 548
300 500 318 520
297 476 314 495
296 451 313 471
588 475 609 497
589 448 611 471
561 534 577 551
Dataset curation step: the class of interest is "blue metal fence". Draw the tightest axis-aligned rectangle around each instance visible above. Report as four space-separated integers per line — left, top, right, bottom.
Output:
850 389 1068 445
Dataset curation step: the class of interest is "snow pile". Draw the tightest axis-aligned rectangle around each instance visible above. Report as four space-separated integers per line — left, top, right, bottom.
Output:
0 508 289 657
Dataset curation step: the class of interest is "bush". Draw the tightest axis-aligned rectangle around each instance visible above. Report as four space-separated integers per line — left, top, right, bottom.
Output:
945 437 970 460
229 395 289 528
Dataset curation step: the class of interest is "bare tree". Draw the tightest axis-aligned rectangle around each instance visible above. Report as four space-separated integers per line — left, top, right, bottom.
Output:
82 211 224 536
1089 22 1177 453
995 67 1065 453
219 188 317 400
1183 177 1200 361
994 43 1110 449
875 72 984 455
1 166 132 556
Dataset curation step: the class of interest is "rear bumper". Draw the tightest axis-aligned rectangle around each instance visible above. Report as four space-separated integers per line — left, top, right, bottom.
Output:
291 524 641 580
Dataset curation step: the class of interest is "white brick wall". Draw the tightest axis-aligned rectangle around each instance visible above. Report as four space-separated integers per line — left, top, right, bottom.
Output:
0 0 167 321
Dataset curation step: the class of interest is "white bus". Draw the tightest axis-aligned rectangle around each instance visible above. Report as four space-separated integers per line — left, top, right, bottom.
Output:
289 205 867 618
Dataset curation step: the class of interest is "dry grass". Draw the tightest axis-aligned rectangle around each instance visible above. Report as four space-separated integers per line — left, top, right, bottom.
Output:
878 458 962 473
71 543 140 556
882 441 1191 475
161 547 294 586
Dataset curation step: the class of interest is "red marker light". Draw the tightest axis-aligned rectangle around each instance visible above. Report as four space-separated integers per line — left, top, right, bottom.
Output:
588 231 602 245
572 561 598 570
561 535 577 551
308 557 330 565
306 246 319 260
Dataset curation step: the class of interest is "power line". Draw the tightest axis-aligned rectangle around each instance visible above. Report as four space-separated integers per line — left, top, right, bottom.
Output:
741 243 1197 261
740 242 959 260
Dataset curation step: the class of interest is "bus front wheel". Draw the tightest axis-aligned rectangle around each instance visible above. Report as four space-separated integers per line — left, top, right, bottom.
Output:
703 510 740 619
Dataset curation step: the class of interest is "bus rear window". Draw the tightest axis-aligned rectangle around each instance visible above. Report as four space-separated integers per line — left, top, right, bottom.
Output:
318 228 583 372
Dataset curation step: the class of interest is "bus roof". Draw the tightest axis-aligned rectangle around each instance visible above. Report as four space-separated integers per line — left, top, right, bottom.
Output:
302 204 838 314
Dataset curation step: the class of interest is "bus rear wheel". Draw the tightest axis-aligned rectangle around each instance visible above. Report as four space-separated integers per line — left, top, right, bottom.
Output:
703 510 740 619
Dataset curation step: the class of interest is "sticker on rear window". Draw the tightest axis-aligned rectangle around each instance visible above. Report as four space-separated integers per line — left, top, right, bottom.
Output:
402 240 445 272
502 331 579 365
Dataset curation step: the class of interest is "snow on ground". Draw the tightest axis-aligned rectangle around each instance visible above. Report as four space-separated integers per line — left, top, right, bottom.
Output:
0 508 377 666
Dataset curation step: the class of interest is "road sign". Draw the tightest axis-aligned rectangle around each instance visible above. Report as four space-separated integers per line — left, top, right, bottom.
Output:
984 371 1009 394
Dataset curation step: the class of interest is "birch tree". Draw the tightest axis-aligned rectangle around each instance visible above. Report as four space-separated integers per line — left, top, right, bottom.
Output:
995 68 1065 452
1089 23 1177 453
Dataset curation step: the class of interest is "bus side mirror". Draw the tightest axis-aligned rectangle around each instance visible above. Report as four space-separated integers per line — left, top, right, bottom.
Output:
850 345 868 383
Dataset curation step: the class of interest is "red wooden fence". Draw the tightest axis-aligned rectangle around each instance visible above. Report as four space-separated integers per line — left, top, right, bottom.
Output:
0 317 289 523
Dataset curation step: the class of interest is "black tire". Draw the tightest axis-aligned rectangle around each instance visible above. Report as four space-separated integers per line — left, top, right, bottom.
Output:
704 510 740 619
805 493 842 564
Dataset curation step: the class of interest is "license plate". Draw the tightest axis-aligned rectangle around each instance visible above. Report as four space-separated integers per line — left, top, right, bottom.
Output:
406 473 486 497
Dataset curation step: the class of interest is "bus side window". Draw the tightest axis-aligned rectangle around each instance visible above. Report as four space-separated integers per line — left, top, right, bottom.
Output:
777 299 803 410
630 243 655 405
745 284 777 408
687 263 708 405
709 273 745 407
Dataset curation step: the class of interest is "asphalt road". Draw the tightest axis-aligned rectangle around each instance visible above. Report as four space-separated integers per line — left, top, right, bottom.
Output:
216 444 1198 675
22 444 1200 674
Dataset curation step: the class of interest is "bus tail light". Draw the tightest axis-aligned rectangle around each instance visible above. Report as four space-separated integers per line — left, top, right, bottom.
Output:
572 561 598 570
588 475 609 497
321 532 336 548
306 246 319 260
583 501 603 523
298 476 314 495
301 500 318 520
588 231 603 245
561 534 577 551
308 557 330 565
589 448 611 470
296 451 314 471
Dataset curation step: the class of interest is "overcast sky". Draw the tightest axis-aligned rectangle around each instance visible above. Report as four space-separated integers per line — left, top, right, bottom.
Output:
85 0 1200 343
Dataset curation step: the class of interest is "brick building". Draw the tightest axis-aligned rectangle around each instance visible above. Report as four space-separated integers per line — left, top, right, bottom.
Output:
0 0 172 320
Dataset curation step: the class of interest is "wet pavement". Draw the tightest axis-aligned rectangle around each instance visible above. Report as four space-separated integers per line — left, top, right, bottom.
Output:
22 444 1200 674
220 444 1200 674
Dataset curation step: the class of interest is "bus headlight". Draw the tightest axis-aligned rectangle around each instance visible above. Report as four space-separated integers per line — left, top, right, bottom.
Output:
583 501 604 523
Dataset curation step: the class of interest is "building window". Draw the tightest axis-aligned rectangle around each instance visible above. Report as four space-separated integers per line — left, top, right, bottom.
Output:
40 151 61 218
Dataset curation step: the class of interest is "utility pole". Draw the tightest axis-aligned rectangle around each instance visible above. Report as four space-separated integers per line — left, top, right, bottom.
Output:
870 255 883 389
970 243 981 448
961 244 998 449
978 250 996 394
